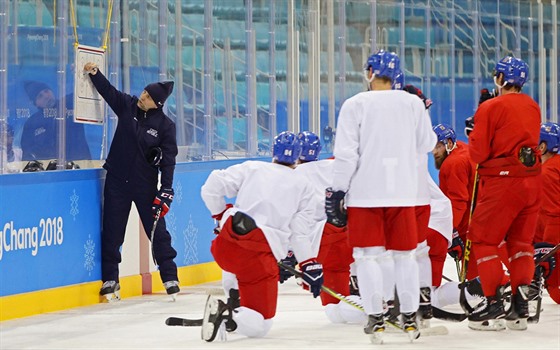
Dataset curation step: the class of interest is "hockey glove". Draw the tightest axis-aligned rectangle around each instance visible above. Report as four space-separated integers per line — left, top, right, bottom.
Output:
403 84 433 109
325 188 347 227
478 88 496 106
152 188 174 218
279 251 297 283
464 116 474 137
300 258 323 298
447 231 465 261
534 242 557 279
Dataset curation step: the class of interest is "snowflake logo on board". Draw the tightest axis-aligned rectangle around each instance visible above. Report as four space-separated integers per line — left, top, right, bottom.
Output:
174 181 183 204
166 212 177 243
70 189 79 220
84 234 95 276
183 215 198 265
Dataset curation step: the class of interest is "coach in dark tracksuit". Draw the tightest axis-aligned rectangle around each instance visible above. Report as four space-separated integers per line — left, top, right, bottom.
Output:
84 62 180 298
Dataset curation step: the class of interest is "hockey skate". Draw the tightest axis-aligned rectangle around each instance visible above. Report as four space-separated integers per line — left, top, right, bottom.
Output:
418 287 433 329
382 300 400 332
100 281 120 302
401 312 420 341
201 295 236 342
505 285 530 331
364 314 385 344
225 289 240 332
468 293 506 331
164 281 180 301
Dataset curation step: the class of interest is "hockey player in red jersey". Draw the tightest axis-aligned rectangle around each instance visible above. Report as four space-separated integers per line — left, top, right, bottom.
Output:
327 50 436 343
467 56 542 331
199 131 322 342
432 123 477 276
534 122 560 304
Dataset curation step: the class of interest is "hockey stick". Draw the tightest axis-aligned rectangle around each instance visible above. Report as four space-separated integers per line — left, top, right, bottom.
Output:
165 316 203 326
458 166 479 315
150 208 162 266
278 262 448 336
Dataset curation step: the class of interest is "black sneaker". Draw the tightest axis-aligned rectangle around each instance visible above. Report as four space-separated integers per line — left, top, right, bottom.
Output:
201 296 236 342
418 287 433 320
364 314 385 344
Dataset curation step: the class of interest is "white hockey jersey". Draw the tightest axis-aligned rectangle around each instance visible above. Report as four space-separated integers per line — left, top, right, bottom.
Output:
201 160 316 262
332 90 436 207
294 158 335 256
427 175 453 246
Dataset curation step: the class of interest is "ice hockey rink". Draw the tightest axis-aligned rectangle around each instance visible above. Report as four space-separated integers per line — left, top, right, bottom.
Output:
2 259 559 350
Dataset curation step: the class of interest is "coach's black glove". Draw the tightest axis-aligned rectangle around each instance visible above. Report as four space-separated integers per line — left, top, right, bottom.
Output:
152 188 174 218
325 187 347 227
448 231 465 261
300 258 324 298
279 251 297 283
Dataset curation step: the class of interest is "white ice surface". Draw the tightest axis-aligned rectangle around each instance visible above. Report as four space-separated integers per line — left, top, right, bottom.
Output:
1 258 559 349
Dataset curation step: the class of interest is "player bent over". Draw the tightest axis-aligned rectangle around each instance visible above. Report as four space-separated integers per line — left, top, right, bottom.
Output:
199 131 322 342
293 131 365 324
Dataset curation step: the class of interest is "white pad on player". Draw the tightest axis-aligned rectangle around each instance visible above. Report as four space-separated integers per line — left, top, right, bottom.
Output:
324 296 367 324
221 270 239 296
393 249 419 313
416 240 432 288
379 249 395 302
353 246 385 315
338 295 368 324
232 307 273 338
432 281 481 308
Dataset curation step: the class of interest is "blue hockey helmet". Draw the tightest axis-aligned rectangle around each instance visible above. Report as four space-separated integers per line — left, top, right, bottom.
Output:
494 56 528 88
392 69 404 90
433 123 457 145
273 131 302 165
364 50 400 83
297 131 322 162
540 122 560 154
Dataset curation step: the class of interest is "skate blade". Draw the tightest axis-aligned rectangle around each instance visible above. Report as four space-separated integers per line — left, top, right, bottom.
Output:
404 327 420 341
102 290 121 303
368 331 384 345
169 293 178 302
506 319 528 331
201 296 218 341
468 319 506 331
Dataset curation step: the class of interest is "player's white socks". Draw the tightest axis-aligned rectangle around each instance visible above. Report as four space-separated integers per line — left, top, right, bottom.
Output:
354 247 386 315
432 281 480 308
393 250 420 313
232 307 273 338
379 249 396 302
416 241 432 289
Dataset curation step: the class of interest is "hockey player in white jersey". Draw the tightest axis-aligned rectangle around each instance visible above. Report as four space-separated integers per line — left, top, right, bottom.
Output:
199 131 323 342
326 50 436 344
293 131 366 325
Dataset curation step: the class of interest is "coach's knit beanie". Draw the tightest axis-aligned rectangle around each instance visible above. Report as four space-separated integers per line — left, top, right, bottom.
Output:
144 81 174 108
24 81 51 105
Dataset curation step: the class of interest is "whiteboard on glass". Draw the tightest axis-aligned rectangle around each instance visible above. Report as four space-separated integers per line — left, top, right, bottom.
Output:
74 44 105 124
